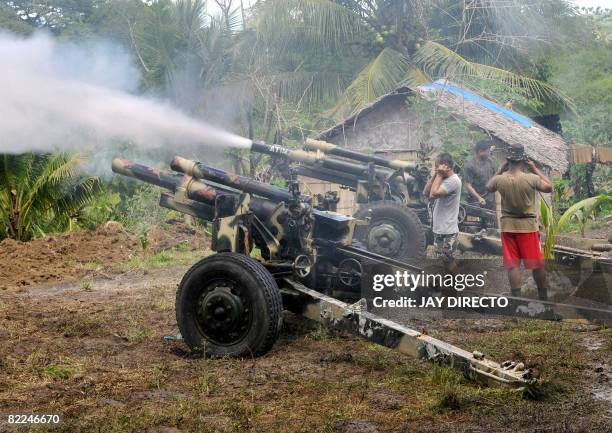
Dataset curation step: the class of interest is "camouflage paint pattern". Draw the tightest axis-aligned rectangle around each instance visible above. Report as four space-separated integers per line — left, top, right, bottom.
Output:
282 278 535 387
171 155 297 203
304 138 417 171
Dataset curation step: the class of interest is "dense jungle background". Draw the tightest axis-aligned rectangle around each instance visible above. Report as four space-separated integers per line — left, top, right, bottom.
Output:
0 0 610 240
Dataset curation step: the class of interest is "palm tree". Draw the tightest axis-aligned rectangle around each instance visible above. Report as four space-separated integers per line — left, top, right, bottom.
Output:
249 0 576 118
125 0 240 113
0 154 99 241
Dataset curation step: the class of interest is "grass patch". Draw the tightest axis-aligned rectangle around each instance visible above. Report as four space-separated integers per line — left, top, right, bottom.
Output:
430 366 463 411
44 364 73 380
128 329 150 340
462 320 584 383
193 372 219 396
26 350 75 381
60 313 106 338
353 344 401 371
600 326 612 352
150 296 173 312
308 324 333 341
126 320 152 341
81 260 103 271
225 397 264 430
81 276 94 291
0 301 7 311
122 248 209 271
147 364 170 389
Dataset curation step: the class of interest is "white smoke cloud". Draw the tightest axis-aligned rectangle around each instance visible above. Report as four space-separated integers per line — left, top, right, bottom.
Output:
0 32 252 156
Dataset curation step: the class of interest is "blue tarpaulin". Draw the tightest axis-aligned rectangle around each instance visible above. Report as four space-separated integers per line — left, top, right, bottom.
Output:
419 80 534 129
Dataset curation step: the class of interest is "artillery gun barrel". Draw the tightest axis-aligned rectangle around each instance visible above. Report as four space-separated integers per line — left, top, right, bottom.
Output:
171 156 297 203
112 158 219 204
251 141 320 164
296 165 361 189
112 158 184 191
304 139 417 171
112 158 278 220
250 141 394 178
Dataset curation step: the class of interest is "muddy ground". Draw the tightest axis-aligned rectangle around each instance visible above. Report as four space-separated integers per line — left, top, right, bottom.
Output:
0 225 611 433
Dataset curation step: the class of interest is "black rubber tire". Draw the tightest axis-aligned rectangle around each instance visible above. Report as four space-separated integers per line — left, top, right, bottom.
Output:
176 252 283 357
354 201 427 260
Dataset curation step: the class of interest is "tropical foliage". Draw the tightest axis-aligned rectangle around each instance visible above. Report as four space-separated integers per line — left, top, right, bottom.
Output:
0 0 610 240
540 194 612 259
0 154 99 241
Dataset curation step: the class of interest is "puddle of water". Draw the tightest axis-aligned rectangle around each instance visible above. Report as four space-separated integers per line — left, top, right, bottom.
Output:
583 335 604 351
581 334 612 409
592 386 612 411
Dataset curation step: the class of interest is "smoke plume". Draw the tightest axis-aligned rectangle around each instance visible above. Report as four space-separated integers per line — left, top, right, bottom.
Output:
0 32 251 156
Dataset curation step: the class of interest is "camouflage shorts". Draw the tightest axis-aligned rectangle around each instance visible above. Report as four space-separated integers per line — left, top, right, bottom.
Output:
433 233 458 263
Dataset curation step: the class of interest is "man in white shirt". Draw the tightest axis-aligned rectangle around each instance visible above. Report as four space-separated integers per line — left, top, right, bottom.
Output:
423 152 462 273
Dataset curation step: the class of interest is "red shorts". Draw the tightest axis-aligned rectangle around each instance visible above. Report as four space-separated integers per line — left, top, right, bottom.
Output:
501 232 545 270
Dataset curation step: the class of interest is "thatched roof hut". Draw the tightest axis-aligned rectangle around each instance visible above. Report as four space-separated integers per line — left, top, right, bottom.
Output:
318 80 569 174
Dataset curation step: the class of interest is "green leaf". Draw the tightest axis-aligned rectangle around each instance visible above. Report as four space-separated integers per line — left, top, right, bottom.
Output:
0 153 100 241
335 48 412 116
252 0 362 53
540 199 550 228
413 41 577 113
557 195 612 231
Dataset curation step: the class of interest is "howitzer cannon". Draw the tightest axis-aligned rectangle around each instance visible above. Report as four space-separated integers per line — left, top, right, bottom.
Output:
247 142 612 325
303 138 498 230
251 141 429 260
251 139 499 261
111 156 537 388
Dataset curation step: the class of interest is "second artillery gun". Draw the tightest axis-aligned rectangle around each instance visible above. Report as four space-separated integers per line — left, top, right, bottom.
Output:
111 156 535 388
250 139 497 262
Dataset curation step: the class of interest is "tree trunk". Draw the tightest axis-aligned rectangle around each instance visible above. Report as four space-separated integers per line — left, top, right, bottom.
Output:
7 190 19 240
585 160 596 197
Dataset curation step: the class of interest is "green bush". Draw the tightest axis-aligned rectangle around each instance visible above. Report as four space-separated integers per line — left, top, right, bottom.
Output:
0 153 99 241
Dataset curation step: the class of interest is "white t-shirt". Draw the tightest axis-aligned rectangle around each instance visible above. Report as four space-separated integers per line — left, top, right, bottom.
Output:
432 174 461 235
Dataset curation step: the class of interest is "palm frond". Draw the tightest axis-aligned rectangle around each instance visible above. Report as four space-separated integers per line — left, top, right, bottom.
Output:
55 177 101 216
174 0 206 40
268 70 349 104
540 198 555 259
44 154 86 186
6 153 94 240
334 48 411 117
413 41 576 113
403 65 432 87
252 0 362 53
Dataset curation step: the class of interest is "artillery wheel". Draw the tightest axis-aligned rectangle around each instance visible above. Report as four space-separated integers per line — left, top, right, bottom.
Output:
176 252 283 357
354 201 426 260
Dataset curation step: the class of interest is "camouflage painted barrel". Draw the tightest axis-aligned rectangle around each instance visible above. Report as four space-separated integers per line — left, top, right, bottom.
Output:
171 156 296 203
112 158 277 220
251 141 393 178
304 139 416 171
112 158 218 204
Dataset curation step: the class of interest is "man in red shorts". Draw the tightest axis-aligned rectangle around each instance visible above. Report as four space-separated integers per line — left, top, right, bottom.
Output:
486 144 552 300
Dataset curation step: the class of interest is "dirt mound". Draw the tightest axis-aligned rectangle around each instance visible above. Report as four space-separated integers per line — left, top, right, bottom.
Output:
0 220 209 290
0 226 139 290
146 219 210 253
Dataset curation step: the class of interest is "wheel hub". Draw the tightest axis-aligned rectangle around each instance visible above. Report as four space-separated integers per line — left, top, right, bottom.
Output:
197 285 247 342
367 223 402 256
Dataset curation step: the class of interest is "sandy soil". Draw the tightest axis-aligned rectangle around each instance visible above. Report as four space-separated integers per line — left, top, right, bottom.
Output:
0 228 610 432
